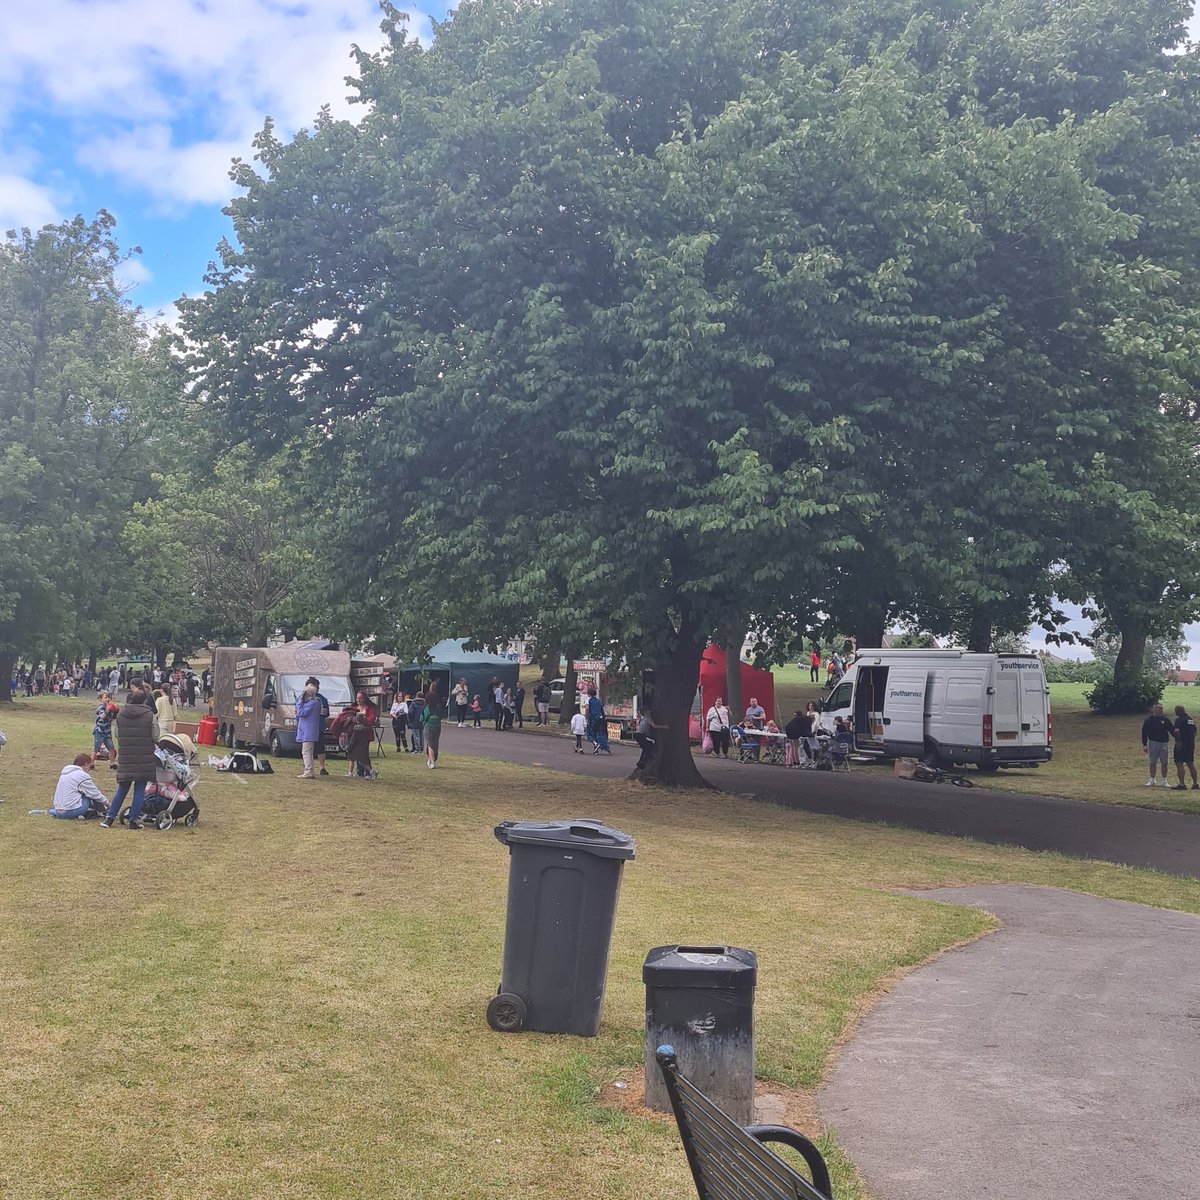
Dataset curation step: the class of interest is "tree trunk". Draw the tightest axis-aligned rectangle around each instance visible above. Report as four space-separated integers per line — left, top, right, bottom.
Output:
1114 622 1148 688
855 599 888 650
639 624 714 789
966 613 992 653
723 627 745 720
0 651 16 702
87 648 98 675
538 638 561 682
558 654 579 725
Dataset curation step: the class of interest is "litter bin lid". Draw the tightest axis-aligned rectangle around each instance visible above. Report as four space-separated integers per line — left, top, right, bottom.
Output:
643 945 757 989
494 818 636 860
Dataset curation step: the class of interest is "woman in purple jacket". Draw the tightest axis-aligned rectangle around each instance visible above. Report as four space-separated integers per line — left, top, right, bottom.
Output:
295 684 321 779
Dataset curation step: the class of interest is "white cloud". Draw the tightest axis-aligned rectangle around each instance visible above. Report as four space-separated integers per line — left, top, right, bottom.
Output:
77 124 248 207
115 255 153 290
1 1 430 208
0 174 62 231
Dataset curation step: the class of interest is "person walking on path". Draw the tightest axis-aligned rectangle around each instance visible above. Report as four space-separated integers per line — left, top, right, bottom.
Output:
420 695 442 768
586 686 610 754
570 707 586 752
1140 703 1175 787
100 690 159 829
491 678 505 730
295 684 321 779
706 697 732 758
1171 705 1197 790
514 683 526 728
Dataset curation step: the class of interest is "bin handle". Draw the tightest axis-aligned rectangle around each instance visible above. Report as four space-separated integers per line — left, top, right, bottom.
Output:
675 945 730 955
569 824 615 839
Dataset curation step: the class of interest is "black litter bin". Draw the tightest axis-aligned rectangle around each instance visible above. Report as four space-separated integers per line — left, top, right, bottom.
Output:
643 945 757 1123
488 818 636 1036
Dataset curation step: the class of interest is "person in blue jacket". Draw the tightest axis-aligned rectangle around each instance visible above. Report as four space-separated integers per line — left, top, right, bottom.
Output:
586 686 610 754
295 684 321 779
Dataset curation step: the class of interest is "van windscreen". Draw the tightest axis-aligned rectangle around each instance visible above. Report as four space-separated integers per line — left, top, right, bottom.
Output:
280 674 355 705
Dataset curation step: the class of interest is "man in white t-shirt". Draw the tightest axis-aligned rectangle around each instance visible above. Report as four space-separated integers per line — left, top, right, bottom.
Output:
706 697 732 758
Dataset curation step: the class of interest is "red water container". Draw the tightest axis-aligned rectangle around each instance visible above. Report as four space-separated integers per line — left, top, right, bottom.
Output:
197 715 219 746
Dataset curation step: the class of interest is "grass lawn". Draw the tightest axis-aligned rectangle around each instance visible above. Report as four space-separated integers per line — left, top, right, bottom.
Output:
4 699 1200 1198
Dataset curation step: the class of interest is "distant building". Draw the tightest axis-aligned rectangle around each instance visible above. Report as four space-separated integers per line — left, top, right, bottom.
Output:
1169 669 1198 687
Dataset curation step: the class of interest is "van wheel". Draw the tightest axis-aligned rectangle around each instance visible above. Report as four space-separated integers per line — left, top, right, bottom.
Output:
223 724 235 749
922 742 944 769
977 762 999 774
269 731 284 758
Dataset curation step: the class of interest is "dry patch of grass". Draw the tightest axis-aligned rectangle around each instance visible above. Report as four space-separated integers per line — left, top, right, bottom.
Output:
1 698 1198 1198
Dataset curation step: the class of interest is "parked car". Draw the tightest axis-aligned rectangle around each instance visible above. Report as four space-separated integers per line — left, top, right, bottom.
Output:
548 678 566 713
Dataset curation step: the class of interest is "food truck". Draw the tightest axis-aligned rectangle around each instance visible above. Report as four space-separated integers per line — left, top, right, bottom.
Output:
212 641 355 756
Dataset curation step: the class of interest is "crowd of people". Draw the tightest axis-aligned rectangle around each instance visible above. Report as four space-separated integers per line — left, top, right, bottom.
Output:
12 661 211 706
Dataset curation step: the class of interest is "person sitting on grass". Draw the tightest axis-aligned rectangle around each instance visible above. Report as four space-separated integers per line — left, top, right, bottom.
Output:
32 753 109 820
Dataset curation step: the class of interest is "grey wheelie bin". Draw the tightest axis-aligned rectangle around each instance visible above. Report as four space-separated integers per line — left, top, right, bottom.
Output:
488 819 636 1036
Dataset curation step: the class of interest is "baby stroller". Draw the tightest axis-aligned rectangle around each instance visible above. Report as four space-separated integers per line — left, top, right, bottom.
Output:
120 732 200 830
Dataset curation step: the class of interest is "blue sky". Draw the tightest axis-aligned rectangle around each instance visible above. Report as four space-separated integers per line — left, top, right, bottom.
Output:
1 1 448 319
3 1 1197 663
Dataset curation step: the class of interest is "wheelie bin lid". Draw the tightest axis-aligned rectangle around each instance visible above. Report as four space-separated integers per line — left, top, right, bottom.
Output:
494 818 636 860
643 945 757 989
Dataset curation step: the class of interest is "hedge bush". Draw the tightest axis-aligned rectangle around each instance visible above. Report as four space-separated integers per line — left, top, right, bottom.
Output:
1085 673 1166 715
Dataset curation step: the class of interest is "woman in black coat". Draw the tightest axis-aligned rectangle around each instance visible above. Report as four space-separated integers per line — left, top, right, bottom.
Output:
100 691 159 829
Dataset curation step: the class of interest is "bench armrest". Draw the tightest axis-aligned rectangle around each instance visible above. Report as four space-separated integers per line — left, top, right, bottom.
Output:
745 1125 833 1198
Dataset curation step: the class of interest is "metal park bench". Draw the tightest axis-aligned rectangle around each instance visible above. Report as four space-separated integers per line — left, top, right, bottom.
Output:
655 1046 833 1200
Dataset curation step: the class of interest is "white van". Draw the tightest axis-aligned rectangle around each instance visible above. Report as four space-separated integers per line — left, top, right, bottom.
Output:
820 649 1052 771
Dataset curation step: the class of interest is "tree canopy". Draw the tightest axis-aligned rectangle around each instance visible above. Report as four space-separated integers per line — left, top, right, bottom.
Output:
179 0 1200 781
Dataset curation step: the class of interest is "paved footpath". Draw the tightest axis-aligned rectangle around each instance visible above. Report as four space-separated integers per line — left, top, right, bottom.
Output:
819 885 1200 1200
438 726 1200 878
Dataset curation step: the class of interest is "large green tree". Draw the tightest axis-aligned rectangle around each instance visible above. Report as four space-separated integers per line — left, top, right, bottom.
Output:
184 0 1200 782
0 213 152 699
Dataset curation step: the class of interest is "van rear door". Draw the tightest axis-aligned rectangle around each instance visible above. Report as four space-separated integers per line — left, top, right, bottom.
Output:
996 657 1049 750
882 669 928 756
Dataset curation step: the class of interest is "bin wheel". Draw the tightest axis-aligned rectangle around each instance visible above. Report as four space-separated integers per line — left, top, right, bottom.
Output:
486 992 527 1033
